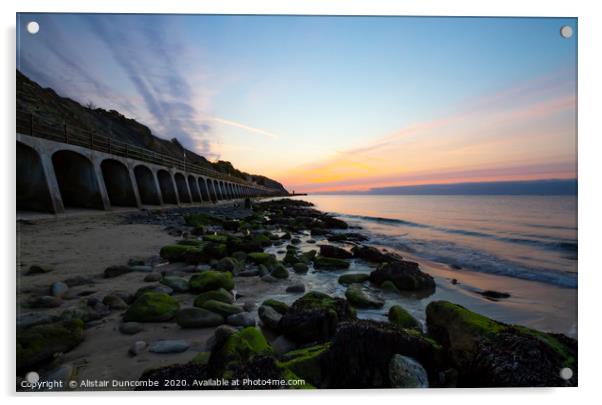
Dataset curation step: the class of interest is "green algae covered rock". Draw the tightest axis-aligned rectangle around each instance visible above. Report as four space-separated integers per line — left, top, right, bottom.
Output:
213 257 243 273
159 244 202 263
271 263 289 279
209 326 272 378
193 288 234 307
388 305 420 329
247 252 277 266
279 291 356 343
313 255 350 270
123 292 179 322
199 300 243 317
426 300 578 387
189 271 234 293
203 234 229 244
280 343 331 387
345 284 385 309
17 319 85 372
338 273 370 285
261 299 289 315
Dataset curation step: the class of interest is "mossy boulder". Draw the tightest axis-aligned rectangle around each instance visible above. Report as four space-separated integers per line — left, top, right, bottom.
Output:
247 252 277 266
345 284 385 308
189 271 234 293
199 300 243 317
176 239 207 248
388 305 420 329
17 319 85 373
193 288 234 307
320 320 441 388
159 245 203 263
203 242 228 260
426 301 577 387
313 255 350 270
203 234 229 244
123 292 180 322
208 326 272 378
279 291 356 344
282 251 299 265
261 299 289 314
271 263 289 279
280 343 331 387
370 261 435 293
176 307 224 328
293 262 309 274
318 245 353 259
338 273 370 285
213 257 243 273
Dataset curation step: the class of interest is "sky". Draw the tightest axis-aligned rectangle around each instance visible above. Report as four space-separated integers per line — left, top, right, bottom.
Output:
17 14 577 193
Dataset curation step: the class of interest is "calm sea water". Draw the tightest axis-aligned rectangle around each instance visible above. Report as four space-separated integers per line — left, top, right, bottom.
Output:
291 195 577 288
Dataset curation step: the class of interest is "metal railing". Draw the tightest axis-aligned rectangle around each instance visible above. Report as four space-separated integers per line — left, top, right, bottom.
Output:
16 110 275 192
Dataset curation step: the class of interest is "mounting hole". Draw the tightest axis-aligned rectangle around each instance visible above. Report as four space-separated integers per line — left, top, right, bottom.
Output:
560 25 573 39
26 21 40 34
559 367 573 380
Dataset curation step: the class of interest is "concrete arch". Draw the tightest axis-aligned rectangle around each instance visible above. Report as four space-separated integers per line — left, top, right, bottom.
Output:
157 169 178 204
134 165 161 205
174 173 191 203
220 181 229 199
101 159 137 207
52 150 104 209
188 175 201 202
17 142 54 212
208 179 219 202
198 177 210 202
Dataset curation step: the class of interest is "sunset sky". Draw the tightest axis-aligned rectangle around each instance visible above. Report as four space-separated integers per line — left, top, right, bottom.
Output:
17 14 577 193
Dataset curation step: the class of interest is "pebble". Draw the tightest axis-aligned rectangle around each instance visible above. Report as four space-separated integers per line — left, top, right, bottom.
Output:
144 272 162 282
129 341 147 356
227 312 256 327
119 322 143 335
50 281 69 298
149 340 190 354
286 283 306 293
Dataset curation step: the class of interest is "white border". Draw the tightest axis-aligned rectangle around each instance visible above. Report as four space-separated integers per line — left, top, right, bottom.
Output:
2 1 601 404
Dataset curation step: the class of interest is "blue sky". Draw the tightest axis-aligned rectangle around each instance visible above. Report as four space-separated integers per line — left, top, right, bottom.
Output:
17 14 577 191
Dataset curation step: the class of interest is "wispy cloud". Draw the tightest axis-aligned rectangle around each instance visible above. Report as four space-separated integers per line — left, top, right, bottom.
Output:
210 117 280 140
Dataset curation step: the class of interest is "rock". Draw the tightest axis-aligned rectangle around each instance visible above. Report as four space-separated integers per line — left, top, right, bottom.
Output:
327 232 368 243
307 239 316 244
257 264 270 276
272 335 297 356
123 292 180 322
159 244 203 263
211 325 238 348
16 320 84 373
389 354 429 388
63 276 95 287
195 264 212 272
388 305 420 329
149 340 190 354
479 290 511 300
213 257 242 273
193 288 234 307
144 272 162 282
321 216 348 229
261 274 278 283
279 291 356 344
26 264 54 275
17 312 57 329
131 265 153 273
119 322 143 335
292 263 308 274
243 301 256 312
104 265 133 278
258 305 282 330
134 284 174 298
261 299 289 314
50 281 69 298
380 280 401 293
345 284 385 308
231 251 248 262
280 343 330 387
189 271 234 292
129 340 147 356
351 245 402 263
319 245 353 259
270 263 289 279
286 283 306 293
338 273 370 285
160 276 190 293
227 312 256 327
291 238 301 245
370 261 435 293
237 269 259 277
176 307 224 328
320 320 440 388
26 295 61 308
247 252 277 266
102 294 128 310
313 256 350 270
426 301 577 387
198 300 243 317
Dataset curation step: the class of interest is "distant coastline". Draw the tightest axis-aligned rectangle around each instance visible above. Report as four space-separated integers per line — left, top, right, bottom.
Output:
311 179 577 196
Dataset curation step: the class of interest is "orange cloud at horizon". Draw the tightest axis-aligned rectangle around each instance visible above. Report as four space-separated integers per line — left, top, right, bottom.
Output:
279 75 576 194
